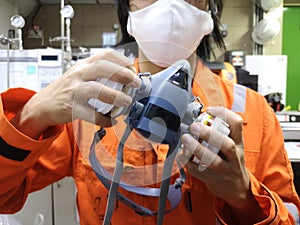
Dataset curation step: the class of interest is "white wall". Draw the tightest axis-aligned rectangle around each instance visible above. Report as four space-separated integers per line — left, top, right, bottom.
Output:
0 0 18 37
0 0 36 37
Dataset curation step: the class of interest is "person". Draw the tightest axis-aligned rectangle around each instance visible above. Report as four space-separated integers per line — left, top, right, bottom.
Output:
0 0 299 224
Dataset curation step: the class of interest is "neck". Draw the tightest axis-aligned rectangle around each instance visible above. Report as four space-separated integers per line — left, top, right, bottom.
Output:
137 49 198 78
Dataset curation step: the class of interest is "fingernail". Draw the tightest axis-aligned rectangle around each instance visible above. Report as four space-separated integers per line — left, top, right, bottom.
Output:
183 148 193 158
182 135 193 153
127 75 141 88
182 134 193 145
132 76 141 88
123 95 132 105
130 65 137 74
190 123 201 135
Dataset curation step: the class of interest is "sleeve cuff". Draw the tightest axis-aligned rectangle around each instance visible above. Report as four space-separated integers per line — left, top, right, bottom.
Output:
0 113 64 161
214 173 277 224
0 88 64 161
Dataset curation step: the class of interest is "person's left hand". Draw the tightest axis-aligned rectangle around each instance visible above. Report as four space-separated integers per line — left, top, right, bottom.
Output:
178 106 250 208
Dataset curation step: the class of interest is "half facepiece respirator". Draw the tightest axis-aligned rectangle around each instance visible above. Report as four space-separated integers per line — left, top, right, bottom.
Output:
88 60 229 225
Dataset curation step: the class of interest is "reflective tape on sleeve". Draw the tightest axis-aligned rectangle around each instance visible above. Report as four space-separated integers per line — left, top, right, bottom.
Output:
231 84 246 113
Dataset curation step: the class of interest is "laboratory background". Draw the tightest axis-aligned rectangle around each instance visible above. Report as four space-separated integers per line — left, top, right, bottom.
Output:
0 0 300 224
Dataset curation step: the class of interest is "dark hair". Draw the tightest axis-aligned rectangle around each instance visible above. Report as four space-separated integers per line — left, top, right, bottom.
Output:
114 0 138 57
115 0 226 61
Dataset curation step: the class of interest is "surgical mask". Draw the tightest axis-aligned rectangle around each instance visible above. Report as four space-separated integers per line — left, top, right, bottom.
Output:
127 0 214 67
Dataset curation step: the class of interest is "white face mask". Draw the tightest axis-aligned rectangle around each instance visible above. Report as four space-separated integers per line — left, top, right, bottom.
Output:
127 0 214 67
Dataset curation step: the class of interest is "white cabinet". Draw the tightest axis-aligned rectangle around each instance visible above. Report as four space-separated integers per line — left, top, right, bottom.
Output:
13 185 52 225
13 177 79 225
53 177 79 225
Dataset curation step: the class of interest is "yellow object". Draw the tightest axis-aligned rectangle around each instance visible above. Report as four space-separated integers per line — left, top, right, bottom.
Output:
285 105 292 111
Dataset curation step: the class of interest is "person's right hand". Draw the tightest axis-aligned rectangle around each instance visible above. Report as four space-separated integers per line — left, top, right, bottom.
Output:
11 49 140 139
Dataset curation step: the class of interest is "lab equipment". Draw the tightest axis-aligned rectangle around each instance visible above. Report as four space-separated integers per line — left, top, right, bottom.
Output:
10 15 25 51
265 92 284 112
225 50 245 67
245 55 287 105
38 48 63 90
60 5 75 70
0 49 39 91
0 49 63 92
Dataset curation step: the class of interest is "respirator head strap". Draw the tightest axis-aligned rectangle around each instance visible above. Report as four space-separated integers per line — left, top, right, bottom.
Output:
89 128 185 222
89 128 185 223
156 136 182 225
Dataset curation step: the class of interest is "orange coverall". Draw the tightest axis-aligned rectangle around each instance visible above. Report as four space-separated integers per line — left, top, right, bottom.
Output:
0 59 299 225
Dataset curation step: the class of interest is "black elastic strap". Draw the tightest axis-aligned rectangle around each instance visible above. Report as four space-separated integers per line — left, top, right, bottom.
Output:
0 137 31 161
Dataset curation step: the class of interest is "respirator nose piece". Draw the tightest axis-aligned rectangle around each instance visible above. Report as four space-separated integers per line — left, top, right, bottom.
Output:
167 59 192 91
168 68 189 90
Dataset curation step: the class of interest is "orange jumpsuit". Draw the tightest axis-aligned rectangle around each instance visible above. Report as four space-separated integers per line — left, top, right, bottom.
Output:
0 59 299 225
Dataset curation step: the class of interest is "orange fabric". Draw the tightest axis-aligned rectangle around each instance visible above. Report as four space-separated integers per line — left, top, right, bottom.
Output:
220 62 237 84
0 60 300 225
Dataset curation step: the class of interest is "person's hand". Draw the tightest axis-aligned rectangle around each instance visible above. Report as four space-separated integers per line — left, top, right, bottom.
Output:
11 49 141 139
178 106 265 224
